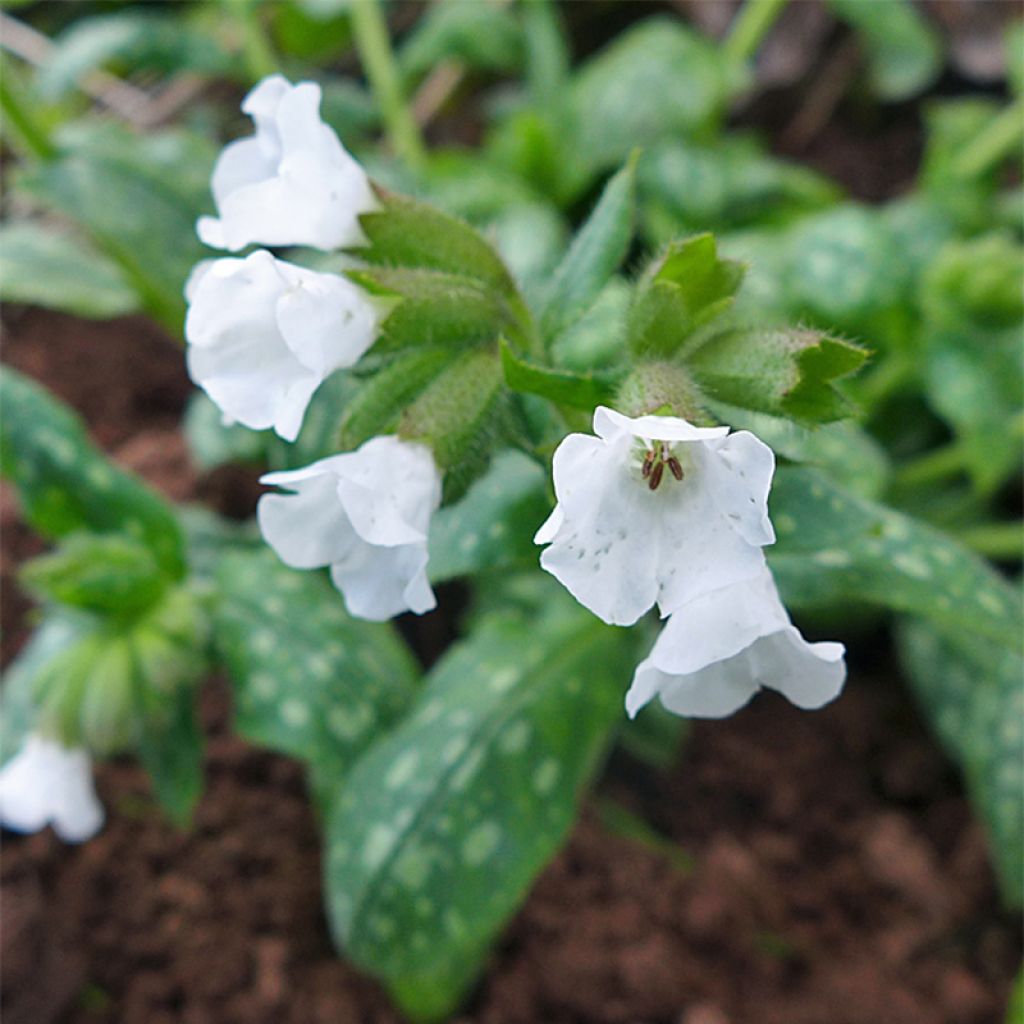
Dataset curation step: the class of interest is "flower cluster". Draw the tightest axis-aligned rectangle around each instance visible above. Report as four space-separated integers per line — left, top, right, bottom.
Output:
185 74 844 720
536 407 846 718
185 76 442 621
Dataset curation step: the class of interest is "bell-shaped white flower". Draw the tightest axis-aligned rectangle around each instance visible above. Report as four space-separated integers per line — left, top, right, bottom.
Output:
197 74 377 252
0 733 104 843
535 406 776 626
626 567 846 719
258 436 442 621
185 250 379 442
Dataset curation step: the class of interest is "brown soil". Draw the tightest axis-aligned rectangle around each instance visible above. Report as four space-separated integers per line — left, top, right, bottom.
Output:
2 300 1021 1024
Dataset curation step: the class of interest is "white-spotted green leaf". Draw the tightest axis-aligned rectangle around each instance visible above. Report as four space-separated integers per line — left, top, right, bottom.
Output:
769 467 1022 650
539 155 637 343
0 221 139 318
568 18 736 175
325 610 635 1021
428 450 549 583
897 618 1023 905
213 549 418 779
0 368 186 579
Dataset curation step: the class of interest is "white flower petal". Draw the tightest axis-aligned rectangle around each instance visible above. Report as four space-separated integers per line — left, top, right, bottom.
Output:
537 408 776 623
258 464 358 568
0 734 104 843
703 430 776 547
258 437 442 621
198 75 377 252
625 568 847 719
594 405 729 444
185 250 378 441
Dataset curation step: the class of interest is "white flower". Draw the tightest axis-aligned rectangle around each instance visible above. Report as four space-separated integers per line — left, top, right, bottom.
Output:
197 74 377 252
258 436 442 621
184 250 379 441
535 406 776 626
0 734 104 843
626 567 846 719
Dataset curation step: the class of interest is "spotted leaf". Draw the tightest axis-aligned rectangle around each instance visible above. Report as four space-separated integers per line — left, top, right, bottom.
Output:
325 610 634 1021
213 550 418 781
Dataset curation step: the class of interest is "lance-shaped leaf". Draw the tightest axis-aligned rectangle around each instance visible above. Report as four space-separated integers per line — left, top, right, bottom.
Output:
16 125 213 330
428 451 549 584
1 368 186 579
324 610 634 1021
0 221 139 319
769 467 1023 650
500 338 618 410
897 618 1023 906
348 266 511 355
357 190 517 298
628 234 745 359
686 326 867 423
20 534 166 617
540 155 637 343
213 549 418 781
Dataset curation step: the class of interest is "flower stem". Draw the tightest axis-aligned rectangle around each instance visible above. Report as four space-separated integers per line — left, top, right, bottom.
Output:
723 0 789 66
0 58 55 161
954 522 1024 561
351 0 427 173
954 99 1024 180
895 441 969 488
234 0 277 83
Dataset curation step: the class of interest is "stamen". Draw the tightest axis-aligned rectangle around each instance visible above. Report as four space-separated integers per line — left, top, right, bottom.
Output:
648 461 664 491
667 456 683 481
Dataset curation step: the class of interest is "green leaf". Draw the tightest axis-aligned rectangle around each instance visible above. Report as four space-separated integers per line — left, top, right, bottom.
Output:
17 124 214 330
638 137 840 243
40 11 233 99
400 0 523 76
522 0 570 111
1 614 93 767
628 234 745 359
135 682 204 828
0 368 186 579
428 450 549 583
324 610 634 1020
539 155 637 342
358 190 517 298
828 0 941 100
687 326 867 424
340 348 457 452
769 467 1023 650
349 266 510 354
0 221 139 318
550 278 631 372
213 549 418 780
21 534 166 616
784 204 905 329
500 338 617 410
708 402 890 500
1007 968 1024 1024
897 618 1023 905
568 18 735 175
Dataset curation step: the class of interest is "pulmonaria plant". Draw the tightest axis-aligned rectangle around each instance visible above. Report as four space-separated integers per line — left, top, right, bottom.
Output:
258 436 442 621
0 733 104 843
